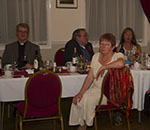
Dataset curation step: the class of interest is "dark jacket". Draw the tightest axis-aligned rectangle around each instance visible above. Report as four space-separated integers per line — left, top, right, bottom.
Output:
64 39 94 65
2 41 43 67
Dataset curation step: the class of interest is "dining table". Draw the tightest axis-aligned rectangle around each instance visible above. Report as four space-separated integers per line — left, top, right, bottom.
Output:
0 69 150 130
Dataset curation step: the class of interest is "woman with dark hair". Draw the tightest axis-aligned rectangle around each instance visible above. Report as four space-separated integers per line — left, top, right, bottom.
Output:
69 33 125 130
117 27 141 56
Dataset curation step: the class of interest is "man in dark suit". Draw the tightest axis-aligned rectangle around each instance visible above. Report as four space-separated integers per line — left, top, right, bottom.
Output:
2 23 43 68
64 28 94 65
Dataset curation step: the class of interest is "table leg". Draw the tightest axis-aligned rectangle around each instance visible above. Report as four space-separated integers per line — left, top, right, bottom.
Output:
138 111 141 124
0 102 4 130
0 102 1 130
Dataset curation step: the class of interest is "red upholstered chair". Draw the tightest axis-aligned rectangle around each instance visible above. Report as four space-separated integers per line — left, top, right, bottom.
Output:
94 68 134 130
16 70 64 130
54 48 65 66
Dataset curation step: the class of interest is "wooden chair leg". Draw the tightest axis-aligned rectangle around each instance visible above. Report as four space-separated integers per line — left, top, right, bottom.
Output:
19 116 23 130
109 110 113 125
127 118 130 130
1 102 5 130
126 113 130 130
53 120 56 130
16 113 18 130
16 120 18 130
94 114 98 130
19 120 23 130
8 103 10 118
60 117 64 130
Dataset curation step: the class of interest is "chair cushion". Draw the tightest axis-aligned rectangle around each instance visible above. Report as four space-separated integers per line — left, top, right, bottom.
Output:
17 102 59 117
27 73 60 108
55 49 64 66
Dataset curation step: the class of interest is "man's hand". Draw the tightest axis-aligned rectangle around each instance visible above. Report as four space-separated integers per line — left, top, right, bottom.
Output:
23 64 33 69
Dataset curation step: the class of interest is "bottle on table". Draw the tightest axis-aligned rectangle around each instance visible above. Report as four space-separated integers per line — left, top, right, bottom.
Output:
23 56 28 66
72 47 79 66
145 53 150 69
141 52 146 67
34 51 40 72
45 60 50 70
12 61 17 71
53 62 57 72
147 55 150 69
77 55 87 73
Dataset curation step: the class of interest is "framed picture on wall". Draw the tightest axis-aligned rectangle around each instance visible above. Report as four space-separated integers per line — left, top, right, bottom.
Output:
56 0 78 9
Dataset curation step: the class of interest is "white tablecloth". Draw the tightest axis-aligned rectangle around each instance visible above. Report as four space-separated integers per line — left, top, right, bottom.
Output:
131 70 150 111
0 70 150 111
0 73 86 101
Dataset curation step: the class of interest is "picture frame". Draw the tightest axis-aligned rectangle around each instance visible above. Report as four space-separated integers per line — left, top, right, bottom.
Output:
56 0 78 9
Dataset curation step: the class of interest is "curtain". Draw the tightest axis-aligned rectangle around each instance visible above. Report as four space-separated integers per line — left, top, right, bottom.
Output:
0 0 47 45
140 0 150 23
86 0 144 43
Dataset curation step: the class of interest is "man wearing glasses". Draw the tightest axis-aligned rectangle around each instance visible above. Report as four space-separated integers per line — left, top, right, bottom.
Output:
2 23 43 69
64 28 94 65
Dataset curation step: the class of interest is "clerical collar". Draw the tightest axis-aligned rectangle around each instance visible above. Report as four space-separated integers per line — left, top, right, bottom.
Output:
18 41 27 46
20 43 24 45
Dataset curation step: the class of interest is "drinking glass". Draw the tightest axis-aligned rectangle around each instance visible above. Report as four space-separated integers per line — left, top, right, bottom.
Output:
4 64 14 78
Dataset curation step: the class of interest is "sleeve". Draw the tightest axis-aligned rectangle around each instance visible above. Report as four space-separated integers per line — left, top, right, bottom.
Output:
37 45 43 67
114 52 125 60
2 45 9 67
89 42 94 57
90 53 98 68
63 42 74 65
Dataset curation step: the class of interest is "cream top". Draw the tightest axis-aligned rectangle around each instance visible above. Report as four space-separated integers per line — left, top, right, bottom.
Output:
91 52 125 88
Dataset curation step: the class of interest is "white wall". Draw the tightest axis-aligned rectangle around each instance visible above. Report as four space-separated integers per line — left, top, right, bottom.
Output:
51 0 86 42
141 16 150 52
40 0 87 62
44 0 150 61
1 0 150 61
0 0 87 61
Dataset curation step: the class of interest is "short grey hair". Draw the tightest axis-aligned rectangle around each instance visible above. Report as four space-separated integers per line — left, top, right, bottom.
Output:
72 28 86 40
16 23 30 32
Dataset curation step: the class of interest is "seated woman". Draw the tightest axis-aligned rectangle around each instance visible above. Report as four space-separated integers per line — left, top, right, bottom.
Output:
116 27 141 60
69 33 125 130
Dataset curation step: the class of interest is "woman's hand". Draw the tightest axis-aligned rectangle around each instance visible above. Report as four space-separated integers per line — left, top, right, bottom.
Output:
96 66 106 80
72 93 83 105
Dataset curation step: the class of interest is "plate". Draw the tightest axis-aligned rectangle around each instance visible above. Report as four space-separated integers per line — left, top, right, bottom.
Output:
67 70 77 73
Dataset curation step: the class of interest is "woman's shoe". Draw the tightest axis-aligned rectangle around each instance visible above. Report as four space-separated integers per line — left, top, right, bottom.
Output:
77 124 87 130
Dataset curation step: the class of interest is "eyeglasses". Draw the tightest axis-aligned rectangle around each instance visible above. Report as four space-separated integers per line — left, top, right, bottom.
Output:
17 30 28 34
79 34 88 37
99 43 111 46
